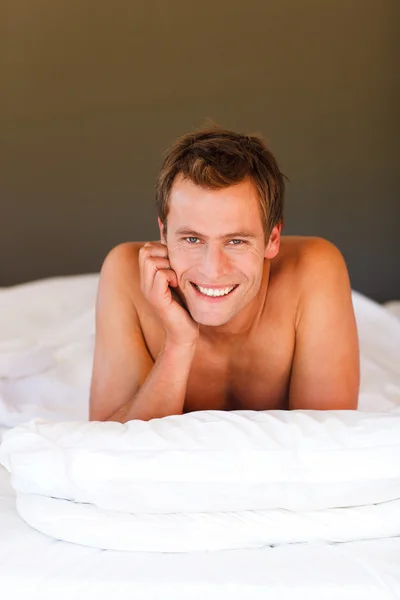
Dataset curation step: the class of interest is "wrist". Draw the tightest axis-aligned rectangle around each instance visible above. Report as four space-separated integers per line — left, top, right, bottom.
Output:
163 337 198 354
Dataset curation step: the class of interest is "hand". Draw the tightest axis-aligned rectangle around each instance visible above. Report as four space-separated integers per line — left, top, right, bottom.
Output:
138 241 200 347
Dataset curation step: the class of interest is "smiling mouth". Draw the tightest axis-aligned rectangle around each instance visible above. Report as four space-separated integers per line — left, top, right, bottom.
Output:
190 282 239 299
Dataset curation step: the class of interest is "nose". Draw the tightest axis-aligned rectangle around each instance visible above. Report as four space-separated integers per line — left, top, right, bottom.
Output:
198 244 231 282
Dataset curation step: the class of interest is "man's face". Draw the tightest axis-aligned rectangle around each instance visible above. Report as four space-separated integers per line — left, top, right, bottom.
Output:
158 175 280 327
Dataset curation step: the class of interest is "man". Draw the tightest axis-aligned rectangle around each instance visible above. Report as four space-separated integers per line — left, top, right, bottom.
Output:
89 126 359 423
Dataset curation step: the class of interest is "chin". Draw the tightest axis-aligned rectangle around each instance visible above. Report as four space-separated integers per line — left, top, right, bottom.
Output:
189 309 233 327
195 317 222 326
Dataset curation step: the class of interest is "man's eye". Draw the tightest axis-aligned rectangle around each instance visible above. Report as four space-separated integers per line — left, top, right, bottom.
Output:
184 238 244 245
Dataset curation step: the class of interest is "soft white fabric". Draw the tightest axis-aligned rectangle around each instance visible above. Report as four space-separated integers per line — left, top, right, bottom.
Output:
2 411 400 512
1 408 400 551
0 339 56 378
0 275 400 553
0 275 97 436
1 468 400 600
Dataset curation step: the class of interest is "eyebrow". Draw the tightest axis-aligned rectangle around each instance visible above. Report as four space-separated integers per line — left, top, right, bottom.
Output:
174 227 257 240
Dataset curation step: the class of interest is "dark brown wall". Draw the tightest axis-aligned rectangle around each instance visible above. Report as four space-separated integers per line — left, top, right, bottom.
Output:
2 0 399 301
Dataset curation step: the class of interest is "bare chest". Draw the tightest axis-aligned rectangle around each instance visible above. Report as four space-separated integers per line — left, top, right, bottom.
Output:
183 332 294 413
140 306 295 413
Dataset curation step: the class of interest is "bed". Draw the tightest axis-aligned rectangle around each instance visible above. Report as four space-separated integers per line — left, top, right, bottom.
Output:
0 273 399 599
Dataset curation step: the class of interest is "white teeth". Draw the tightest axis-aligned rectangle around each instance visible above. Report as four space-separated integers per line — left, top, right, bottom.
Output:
195 284 235 297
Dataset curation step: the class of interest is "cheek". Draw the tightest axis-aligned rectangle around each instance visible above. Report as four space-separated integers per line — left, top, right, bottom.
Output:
167 248 192 275
236 255 262 275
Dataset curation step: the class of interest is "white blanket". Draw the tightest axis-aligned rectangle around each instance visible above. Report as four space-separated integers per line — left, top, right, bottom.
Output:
0 275 400 552
1 409 400 551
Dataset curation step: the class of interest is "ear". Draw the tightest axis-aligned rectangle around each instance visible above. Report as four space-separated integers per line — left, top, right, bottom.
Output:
157 217 167 244
264 224 281 259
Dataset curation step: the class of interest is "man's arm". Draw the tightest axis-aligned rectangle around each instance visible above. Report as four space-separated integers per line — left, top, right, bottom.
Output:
89 244 196 423
288 239 360 410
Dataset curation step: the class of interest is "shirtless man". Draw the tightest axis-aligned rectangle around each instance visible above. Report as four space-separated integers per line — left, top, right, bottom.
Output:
89 127 360 423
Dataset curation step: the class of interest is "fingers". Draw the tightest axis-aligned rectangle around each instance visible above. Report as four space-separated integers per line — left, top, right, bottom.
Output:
138 242 178 301
138 241 168 271
152 269 176 306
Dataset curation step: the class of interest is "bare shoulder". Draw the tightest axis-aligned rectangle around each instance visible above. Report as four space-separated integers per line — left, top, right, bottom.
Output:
277 235 348 281
99 241 145 297
273 236 351 325
102 240 144 270
295 236 349 286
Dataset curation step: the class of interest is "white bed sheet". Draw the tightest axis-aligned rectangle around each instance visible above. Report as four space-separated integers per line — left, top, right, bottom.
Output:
0 274 400 598
1 465 400 600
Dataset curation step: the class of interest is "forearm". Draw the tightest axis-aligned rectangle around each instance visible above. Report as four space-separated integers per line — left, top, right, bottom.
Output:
105 341 197 423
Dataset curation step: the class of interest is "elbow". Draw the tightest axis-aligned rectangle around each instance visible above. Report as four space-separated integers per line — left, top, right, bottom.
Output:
88 398 111 423
88 409 105 422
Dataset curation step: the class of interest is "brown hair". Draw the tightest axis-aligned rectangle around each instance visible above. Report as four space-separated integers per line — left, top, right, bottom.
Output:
155 123 286 243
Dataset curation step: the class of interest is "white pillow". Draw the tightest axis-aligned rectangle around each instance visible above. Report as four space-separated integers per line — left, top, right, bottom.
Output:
1 409 400 551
